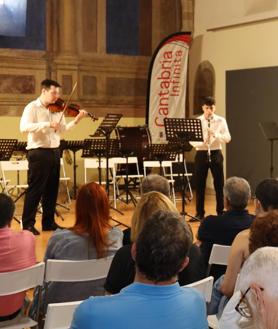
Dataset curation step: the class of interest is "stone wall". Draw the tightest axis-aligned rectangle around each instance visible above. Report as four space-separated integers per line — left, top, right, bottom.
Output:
0 0 194 118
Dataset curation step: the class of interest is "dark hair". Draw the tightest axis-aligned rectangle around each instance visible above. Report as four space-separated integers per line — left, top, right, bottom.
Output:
202 96 215 106
255 178 278 211
71 182 111 258
41 79 61 89
141 174 170 198
0 193 15 228
249 210 278 254
135 210 192 282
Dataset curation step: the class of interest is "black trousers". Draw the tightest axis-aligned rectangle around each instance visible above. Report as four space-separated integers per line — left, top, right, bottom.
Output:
22 148 60 229
194 150 224 217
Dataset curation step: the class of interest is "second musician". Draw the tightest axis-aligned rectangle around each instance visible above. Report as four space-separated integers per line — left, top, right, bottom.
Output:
20 79 86 235
190 96 231 221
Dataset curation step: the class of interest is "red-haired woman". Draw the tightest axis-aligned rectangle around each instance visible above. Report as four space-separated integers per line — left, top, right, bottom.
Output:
30 182 122 317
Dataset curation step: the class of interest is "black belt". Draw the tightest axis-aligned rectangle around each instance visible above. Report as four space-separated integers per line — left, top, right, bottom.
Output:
28 147 59 151
197 149 221 153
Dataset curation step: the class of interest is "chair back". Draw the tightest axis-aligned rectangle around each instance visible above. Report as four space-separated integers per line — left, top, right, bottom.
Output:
0 160 29 193
43 301 82 329
44 257 113 283
0 262 45 329
0 262 45 296
184 276 214 302
207 244 231 276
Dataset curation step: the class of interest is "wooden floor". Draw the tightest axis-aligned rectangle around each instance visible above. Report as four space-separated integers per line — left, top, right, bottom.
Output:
11 190 256 262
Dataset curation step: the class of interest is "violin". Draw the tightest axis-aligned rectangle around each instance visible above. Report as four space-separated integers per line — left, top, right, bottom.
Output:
48 98 97 121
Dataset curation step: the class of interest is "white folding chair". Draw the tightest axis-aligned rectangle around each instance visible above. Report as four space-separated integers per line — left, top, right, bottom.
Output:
43 257 113 316
184 276 218 329
171 155 193 201
43 301 82 329
204 244 231 328
0 160 29 227
0 262 45 329
0 160 28 195
84 158 116 206
207 244 231 276
184 276 214 302
59 158 71 205
112 157 143 207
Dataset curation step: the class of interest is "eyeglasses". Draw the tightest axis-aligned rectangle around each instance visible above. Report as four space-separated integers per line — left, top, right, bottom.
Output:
235 287 252 318
235 286 264 318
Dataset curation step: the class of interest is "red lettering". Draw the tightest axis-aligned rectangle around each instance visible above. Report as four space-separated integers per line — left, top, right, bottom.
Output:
155 117 165 127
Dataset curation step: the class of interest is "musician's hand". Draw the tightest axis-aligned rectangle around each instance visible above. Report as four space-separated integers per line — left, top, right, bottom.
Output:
50 122 60 130
74 110 86 124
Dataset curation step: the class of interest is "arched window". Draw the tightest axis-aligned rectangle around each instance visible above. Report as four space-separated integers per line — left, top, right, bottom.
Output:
193 61 215 115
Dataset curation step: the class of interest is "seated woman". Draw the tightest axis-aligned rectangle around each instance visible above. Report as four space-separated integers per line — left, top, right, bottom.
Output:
30 182 123 316
104 191 206 294
208 210 278 317
0 193 36 322
219 247 278 329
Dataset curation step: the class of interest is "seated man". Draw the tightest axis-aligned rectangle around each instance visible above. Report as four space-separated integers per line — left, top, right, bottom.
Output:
219 247 278 329
207 179 278 317
71 211 208 329
141 173 171 197
220 177 278 297
0 193 36 321
197 176 254 278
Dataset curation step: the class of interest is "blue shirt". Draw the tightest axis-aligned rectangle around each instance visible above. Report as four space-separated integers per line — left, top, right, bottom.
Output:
71 282 208 329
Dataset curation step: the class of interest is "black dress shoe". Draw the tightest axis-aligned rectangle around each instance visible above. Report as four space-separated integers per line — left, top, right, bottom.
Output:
25 226 40 235
42 222 64 231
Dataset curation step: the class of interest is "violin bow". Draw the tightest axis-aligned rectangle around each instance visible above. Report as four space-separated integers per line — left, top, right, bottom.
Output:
58 81 78 124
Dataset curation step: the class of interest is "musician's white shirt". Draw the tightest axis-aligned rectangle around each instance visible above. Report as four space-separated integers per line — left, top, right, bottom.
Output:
190 113 231 151
20 98 76 150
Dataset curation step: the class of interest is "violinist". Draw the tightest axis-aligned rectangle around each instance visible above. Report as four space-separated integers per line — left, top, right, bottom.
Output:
20 79 86 235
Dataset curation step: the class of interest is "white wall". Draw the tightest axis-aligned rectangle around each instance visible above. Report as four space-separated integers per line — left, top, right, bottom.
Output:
192 0 278 117
190 1 278 187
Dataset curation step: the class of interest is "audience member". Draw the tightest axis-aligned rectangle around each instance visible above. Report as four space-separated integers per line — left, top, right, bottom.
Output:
30 182 122 316
197 177 254 268
123 174 170 244
0 194 36 321
220 178 278 298
219 247 278 329
208 210 278 317
254 178 278 213
141 173 171 197
71 211 208 329
104 192 206 294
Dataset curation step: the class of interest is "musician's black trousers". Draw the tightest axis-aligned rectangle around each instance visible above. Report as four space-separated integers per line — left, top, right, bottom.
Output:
22 148 60 229
194 150 224 217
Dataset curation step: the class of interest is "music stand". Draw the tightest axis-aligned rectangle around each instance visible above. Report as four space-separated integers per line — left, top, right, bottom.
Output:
0 139 18 161
82 138 119 184
259 122 278 178
164 118 203 220
147 143 177 175
0 139 23 224
90 113 123 195
60 140 84 199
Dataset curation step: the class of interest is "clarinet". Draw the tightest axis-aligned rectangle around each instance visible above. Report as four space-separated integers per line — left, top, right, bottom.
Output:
207 118 211 162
